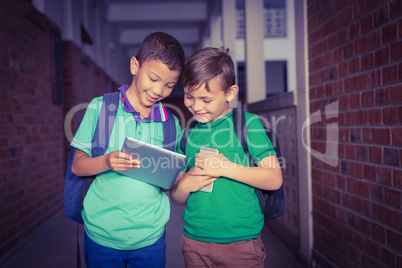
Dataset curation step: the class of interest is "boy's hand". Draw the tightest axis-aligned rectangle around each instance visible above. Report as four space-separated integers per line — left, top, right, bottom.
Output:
106 150 141 171
181 167 217 192
193 153 232 178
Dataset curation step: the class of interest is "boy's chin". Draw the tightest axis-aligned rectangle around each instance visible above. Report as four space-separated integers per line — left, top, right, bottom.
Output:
193 115 210 123
194 115 217 124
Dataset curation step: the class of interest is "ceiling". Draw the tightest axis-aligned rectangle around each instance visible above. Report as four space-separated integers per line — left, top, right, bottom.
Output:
106 0 214 58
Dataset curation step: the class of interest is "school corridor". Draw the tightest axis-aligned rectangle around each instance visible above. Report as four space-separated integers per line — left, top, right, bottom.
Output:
2 197 303 268
1 1 401 267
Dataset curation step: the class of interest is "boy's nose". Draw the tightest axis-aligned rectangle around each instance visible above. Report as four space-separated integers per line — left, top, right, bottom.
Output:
151 85 164 96
192 99 202 111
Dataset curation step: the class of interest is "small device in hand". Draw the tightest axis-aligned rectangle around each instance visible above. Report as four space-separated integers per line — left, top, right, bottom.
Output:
198 147 218 193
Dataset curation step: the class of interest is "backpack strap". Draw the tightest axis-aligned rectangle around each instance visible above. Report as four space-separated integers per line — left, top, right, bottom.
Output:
92 92 120 157
162 108 176 152
232 107 285 221
180 119 198 154
232 107 281 165
75 91 119 268
79 92 120 218
79 92 119 210
232 108 255 166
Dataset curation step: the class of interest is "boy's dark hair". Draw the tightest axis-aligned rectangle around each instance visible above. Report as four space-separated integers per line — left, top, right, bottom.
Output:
182 47 236 94
136 32 185 72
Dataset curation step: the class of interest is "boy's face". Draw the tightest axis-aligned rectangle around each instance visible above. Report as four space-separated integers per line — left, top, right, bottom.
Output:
184 76 237 123
131 58 180 108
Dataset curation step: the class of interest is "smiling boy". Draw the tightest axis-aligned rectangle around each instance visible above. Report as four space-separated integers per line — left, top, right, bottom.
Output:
70 32 184 267
171 47 283 267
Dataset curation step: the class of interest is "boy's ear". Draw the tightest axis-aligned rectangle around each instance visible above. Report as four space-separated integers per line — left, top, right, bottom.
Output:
226 85 239 102
130 57 139 75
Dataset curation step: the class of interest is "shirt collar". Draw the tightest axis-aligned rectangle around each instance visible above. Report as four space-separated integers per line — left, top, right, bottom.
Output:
118 85 169 122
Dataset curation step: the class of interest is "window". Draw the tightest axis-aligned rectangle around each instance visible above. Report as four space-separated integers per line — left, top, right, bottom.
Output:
264 3 286 37
265 61 287 96
237 63 246 105
236 0 286 39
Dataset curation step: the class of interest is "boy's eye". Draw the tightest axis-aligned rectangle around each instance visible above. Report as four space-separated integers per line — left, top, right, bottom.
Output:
149 77 157 82
203 100 211 103
185 94 193 99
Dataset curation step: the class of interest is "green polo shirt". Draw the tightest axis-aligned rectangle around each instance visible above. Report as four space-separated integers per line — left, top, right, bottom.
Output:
178 110 275 243
71 89 181 250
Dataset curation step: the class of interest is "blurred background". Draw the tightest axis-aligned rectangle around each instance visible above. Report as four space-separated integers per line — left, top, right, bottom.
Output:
0 0 400 267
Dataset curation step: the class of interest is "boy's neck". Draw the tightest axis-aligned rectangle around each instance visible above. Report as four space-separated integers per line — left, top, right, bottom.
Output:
125 86 152 118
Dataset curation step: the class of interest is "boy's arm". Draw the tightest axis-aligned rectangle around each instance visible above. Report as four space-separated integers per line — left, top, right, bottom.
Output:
170 170 217 206
191 153 282 190
71 148 140 177
170 172 188 205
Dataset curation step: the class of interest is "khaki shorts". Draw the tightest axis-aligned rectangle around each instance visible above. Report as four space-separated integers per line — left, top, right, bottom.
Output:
181 234 266 268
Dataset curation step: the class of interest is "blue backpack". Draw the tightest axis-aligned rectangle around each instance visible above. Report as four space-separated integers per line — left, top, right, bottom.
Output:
232 108 284 221
179 108 284 221
64 92 177 224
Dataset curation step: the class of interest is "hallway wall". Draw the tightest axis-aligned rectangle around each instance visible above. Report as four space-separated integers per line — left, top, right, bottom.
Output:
62 40 119 159
0 0 119 259
0 0 65 257
248 92 300 257
0 1 191 260
1 0 401 266
307 0 401 267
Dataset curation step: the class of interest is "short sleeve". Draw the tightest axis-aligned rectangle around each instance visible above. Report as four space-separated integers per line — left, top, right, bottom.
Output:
70 96 103 157
245 113 276 164
175 129 188 172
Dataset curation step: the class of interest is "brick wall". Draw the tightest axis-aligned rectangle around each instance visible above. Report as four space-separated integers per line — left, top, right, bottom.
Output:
62 40 118 160
308 0 401 267
0 0 65 257
0 0 119 259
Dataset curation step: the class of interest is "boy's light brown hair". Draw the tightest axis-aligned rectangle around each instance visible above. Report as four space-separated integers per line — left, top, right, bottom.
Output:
182 47 236 94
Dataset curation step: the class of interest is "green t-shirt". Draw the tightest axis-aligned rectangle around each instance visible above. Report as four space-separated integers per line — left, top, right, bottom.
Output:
178 110 276 243
71 92 181 250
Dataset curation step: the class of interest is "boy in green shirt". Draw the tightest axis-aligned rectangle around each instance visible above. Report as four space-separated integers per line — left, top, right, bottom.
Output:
71 32 184 267
171 47 283 268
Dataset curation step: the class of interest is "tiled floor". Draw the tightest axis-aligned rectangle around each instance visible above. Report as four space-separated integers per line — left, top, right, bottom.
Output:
3 200 304 268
